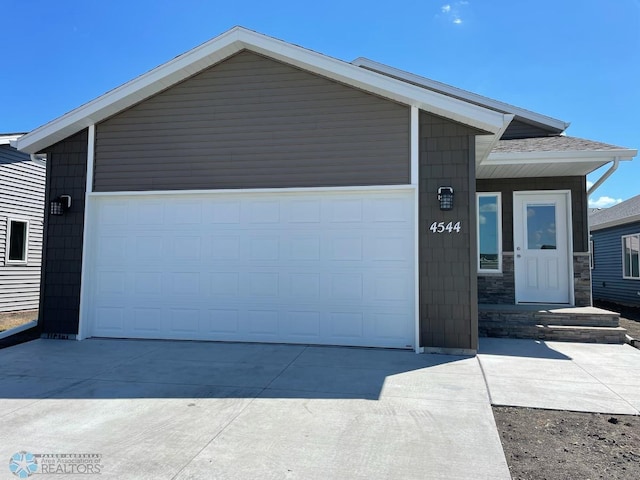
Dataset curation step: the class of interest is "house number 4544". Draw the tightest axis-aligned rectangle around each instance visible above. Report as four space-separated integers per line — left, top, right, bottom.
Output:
429 221 461 233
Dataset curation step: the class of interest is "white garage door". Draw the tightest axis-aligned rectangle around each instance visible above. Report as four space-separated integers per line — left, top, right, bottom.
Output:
85 189 415 348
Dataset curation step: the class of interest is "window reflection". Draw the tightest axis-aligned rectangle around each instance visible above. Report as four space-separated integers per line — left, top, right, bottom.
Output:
526 204 556 250
478 194 500 270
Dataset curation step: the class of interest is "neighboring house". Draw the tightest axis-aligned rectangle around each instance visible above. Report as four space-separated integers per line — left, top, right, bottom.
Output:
16 27 637 353
590 195 640 307
0 134 46 312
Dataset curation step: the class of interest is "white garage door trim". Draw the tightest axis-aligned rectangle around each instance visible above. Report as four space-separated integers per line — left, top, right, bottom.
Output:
80 186 417 349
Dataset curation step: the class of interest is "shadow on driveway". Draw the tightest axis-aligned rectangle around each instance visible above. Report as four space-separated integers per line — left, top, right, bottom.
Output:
479 336 571 360
0 338 483 401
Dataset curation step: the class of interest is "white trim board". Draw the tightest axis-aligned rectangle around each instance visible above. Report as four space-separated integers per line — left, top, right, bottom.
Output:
77 124 96 341
16 27 508 154
87 184 417 198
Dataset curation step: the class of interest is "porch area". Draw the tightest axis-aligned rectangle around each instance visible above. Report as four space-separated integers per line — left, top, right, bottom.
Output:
479 304 627 344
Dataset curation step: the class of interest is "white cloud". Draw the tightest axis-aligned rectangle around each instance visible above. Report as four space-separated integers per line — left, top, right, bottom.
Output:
586 180 594 189
589 196 623 208
479 214 486 224
439 1 467 24
479 203 497 213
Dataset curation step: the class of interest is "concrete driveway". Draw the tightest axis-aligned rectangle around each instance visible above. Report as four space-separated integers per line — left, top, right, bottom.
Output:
0 339 510 480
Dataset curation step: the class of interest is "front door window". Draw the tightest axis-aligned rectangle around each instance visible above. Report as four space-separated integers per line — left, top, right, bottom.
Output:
526 204 557 250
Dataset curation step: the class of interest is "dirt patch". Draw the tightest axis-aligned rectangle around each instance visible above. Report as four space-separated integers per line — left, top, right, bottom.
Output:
494 406 640 480
619 317 640 342
0 310 38 332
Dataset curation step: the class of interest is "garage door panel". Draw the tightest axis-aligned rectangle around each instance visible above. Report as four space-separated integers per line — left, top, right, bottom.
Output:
88 190 415 348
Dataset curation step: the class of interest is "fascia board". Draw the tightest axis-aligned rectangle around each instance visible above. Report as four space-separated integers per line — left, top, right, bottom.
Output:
591 215 640 232
0 134 22 145
17 27 507 154
486 149 638 165
352 57 569 132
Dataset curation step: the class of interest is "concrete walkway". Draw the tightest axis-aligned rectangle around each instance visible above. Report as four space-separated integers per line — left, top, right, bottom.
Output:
478 337 640 415
1 338 639 479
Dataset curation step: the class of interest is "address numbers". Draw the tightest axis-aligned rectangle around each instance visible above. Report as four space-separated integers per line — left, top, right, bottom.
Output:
429 221 461 233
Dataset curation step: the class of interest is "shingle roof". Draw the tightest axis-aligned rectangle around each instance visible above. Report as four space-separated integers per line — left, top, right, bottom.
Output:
493 136 627 154
590 194 640 229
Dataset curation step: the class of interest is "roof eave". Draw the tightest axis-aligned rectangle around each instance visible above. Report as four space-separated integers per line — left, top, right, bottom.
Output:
17 27 508 154
351 57 569 133
0 134 23 145
591 214 640 232
486 149 637 164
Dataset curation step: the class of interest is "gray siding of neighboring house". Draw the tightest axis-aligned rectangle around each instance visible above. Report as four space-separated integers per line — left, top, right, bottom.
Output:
0 145 45 312
419 111 484 352
592 222 640 307
39 129 88 335
501 120 557 140
94 50 410 192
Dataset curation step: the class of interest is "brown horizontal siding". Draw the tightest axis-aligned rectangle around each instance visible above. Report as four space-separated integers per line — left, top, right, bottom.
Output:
94 50 410 192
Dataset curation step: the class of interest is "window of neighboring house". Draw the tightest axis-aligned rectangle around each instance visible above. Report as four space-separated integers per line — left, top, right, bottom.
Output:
7 219 28 264
590 240 594 269
477 193 502 273
622 233 640 279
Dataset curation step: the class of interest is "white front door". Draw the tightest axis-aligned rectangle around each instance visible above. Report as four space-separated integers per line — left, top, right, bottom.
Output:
513 191 571 304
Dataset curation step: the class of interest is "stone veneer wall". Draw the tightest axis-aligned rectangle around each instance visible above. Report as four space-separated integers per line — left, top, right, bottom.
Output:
477 254 515 304
573 254 592 307
478 253 592 306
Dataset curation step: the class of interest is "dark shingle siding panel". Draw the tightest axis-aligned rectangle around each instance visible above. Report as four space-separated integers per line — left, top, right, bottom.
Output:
476 176 588 253
592 222 640 307
94 51 410 191
501 120 556 140
419 111 483 351
40 129 87 334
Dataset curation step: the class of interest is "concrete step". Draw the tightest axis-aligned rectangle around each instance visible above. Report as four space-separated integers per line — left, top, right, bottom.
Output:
535 325 627 344
534 312 620 327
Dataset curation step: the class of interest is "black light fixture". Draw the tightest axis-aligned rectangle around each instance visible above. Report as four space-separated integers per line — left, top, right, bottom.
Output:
50 195 72 216
437 187 454 211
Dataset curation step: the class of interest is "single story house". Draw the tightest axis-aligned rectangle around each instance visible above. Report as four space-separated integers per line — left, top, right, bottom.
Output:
0 134 45 312
590 195 640 308
16 27 637 353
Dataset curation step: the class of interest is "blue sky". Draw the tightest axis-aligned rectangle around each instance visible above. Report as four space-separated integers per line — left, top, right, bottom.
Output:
2 0 638 207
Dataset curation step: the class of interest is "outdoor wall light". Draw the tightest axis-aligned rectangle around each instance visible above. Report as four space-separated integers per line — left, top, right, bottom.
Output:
50 195 72 216
438 187 454 211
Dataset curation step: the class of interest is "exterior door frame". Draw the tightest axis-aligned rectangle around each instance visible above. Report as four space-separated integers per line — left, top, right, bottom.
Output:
513 190 574 305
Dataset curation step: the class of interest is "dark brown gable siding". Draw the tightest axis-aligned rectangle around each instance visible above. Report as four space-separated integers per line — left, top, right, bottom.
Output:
476 176 588 252
501 120 557 140
39 129 88 335
94 51 410 191
419 111 485 351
